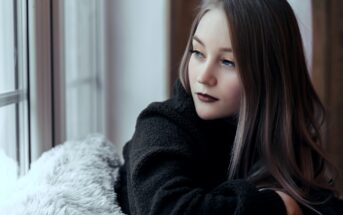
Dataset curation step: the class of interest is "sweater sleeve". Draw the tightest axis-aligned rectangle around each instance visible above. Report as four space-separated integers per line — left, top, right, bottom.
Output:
123 115 287 215
300 191 343 215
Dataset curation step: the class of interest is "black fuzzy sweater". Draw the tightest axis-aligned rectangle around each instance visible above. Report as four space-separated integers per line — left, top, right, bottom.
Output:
115 80 343 215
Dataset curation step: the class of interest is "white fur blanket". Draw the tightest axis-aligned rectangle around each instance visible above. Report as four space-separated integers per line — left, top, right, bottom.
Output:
0 135 126 215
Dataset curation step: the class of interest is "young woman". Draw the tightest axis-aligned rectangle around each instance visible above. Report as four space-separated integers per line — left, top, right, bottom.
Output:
115 0 343 214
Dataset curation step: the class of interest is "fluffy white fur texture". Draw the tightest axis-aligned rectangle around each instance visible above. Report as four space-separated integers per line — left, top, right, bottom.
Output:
0 135 126 215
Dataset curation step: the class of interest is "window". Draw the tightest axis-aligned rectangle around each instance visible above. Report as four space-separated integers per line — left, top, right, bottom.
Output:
0 1 169 199
53 0 169 157
48 0 107 144
0 0 29 202
61 0 106 140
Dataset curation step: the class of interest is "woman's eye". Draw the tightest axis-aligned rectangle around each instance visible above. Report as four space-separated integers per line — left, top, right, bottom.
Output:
222 59 235 68
190 50 205 59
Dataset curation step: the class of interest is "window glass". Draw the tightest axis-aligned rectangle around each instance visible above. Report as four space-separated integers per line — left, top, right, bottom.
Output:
0 104 18 164
62 0 105 140
0 104 19 203
0 0 16 93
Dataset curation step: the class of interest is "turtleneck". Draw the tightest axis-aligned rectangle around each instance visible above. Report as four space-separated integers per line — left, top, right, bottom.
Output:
114 79 287 215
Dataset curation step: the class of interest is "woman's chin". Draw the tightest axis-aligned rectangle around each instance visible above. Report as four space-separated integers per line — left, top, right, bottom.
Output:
195 108 219 120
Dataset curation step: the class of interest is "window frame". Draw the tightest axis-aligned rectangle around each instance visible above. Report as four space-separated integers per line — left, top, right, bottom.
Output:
27 0 54 161
17 0 29 174
0 0 30 175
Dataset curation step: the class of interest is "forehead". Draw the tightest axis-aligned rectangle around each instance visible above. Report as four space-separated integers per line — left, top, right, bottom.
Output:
193 8 231 47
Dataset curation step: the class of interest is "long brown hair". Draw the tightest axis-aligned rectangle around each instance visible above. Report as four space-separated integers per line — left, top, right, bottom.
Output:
179 0 337 208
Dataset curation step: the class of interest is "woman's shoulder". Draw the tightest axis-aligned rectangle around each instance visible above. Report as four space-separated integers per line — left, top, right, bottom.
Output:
137 98 195 126
133 98 199 145
121 96 201 172
135 79 199 134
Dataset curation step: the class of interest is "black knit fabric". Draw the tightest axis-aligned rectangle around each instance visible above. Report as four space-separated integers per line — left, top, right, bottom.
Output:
114 79 342 215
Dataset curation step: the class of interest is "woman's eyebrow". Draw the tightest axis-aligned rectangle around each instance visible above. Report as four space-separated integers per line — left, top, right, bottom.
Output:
193 35 233 53
193 35 205 47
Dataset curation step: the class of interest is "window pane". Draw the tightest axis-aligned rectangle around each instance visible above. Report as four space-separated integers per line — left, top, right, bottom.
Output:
66 82 99 139
0 104 18 164
62 0 105 140
0 0 16 93
0 104 18 203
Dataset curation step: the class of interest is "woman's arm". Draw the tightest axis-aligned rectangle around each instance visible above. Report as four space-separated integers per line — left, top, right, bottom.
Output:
123 115 287 215
298 191 343 215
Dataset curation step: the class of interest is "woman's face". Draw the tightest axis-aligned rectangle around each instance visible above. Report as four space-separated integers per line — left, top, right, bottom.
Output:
188 8 242 120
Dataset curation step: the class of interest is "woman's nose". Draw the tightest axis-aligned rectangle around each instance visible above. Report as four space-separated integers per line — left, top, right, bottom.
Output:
197 62 217 86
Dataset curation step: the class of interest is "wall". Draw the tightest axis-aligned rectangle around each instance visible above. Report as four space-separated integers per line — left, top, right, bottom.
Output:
312 0 343 195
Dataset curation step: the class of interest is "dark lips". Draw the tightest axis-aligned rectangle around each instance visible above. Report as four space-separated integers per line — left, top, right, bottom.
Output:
196 93 219 103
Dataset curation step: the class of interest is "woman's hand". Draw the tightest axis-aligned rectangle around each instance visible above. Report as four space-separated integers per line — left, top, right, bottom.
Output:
275 191 303 215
